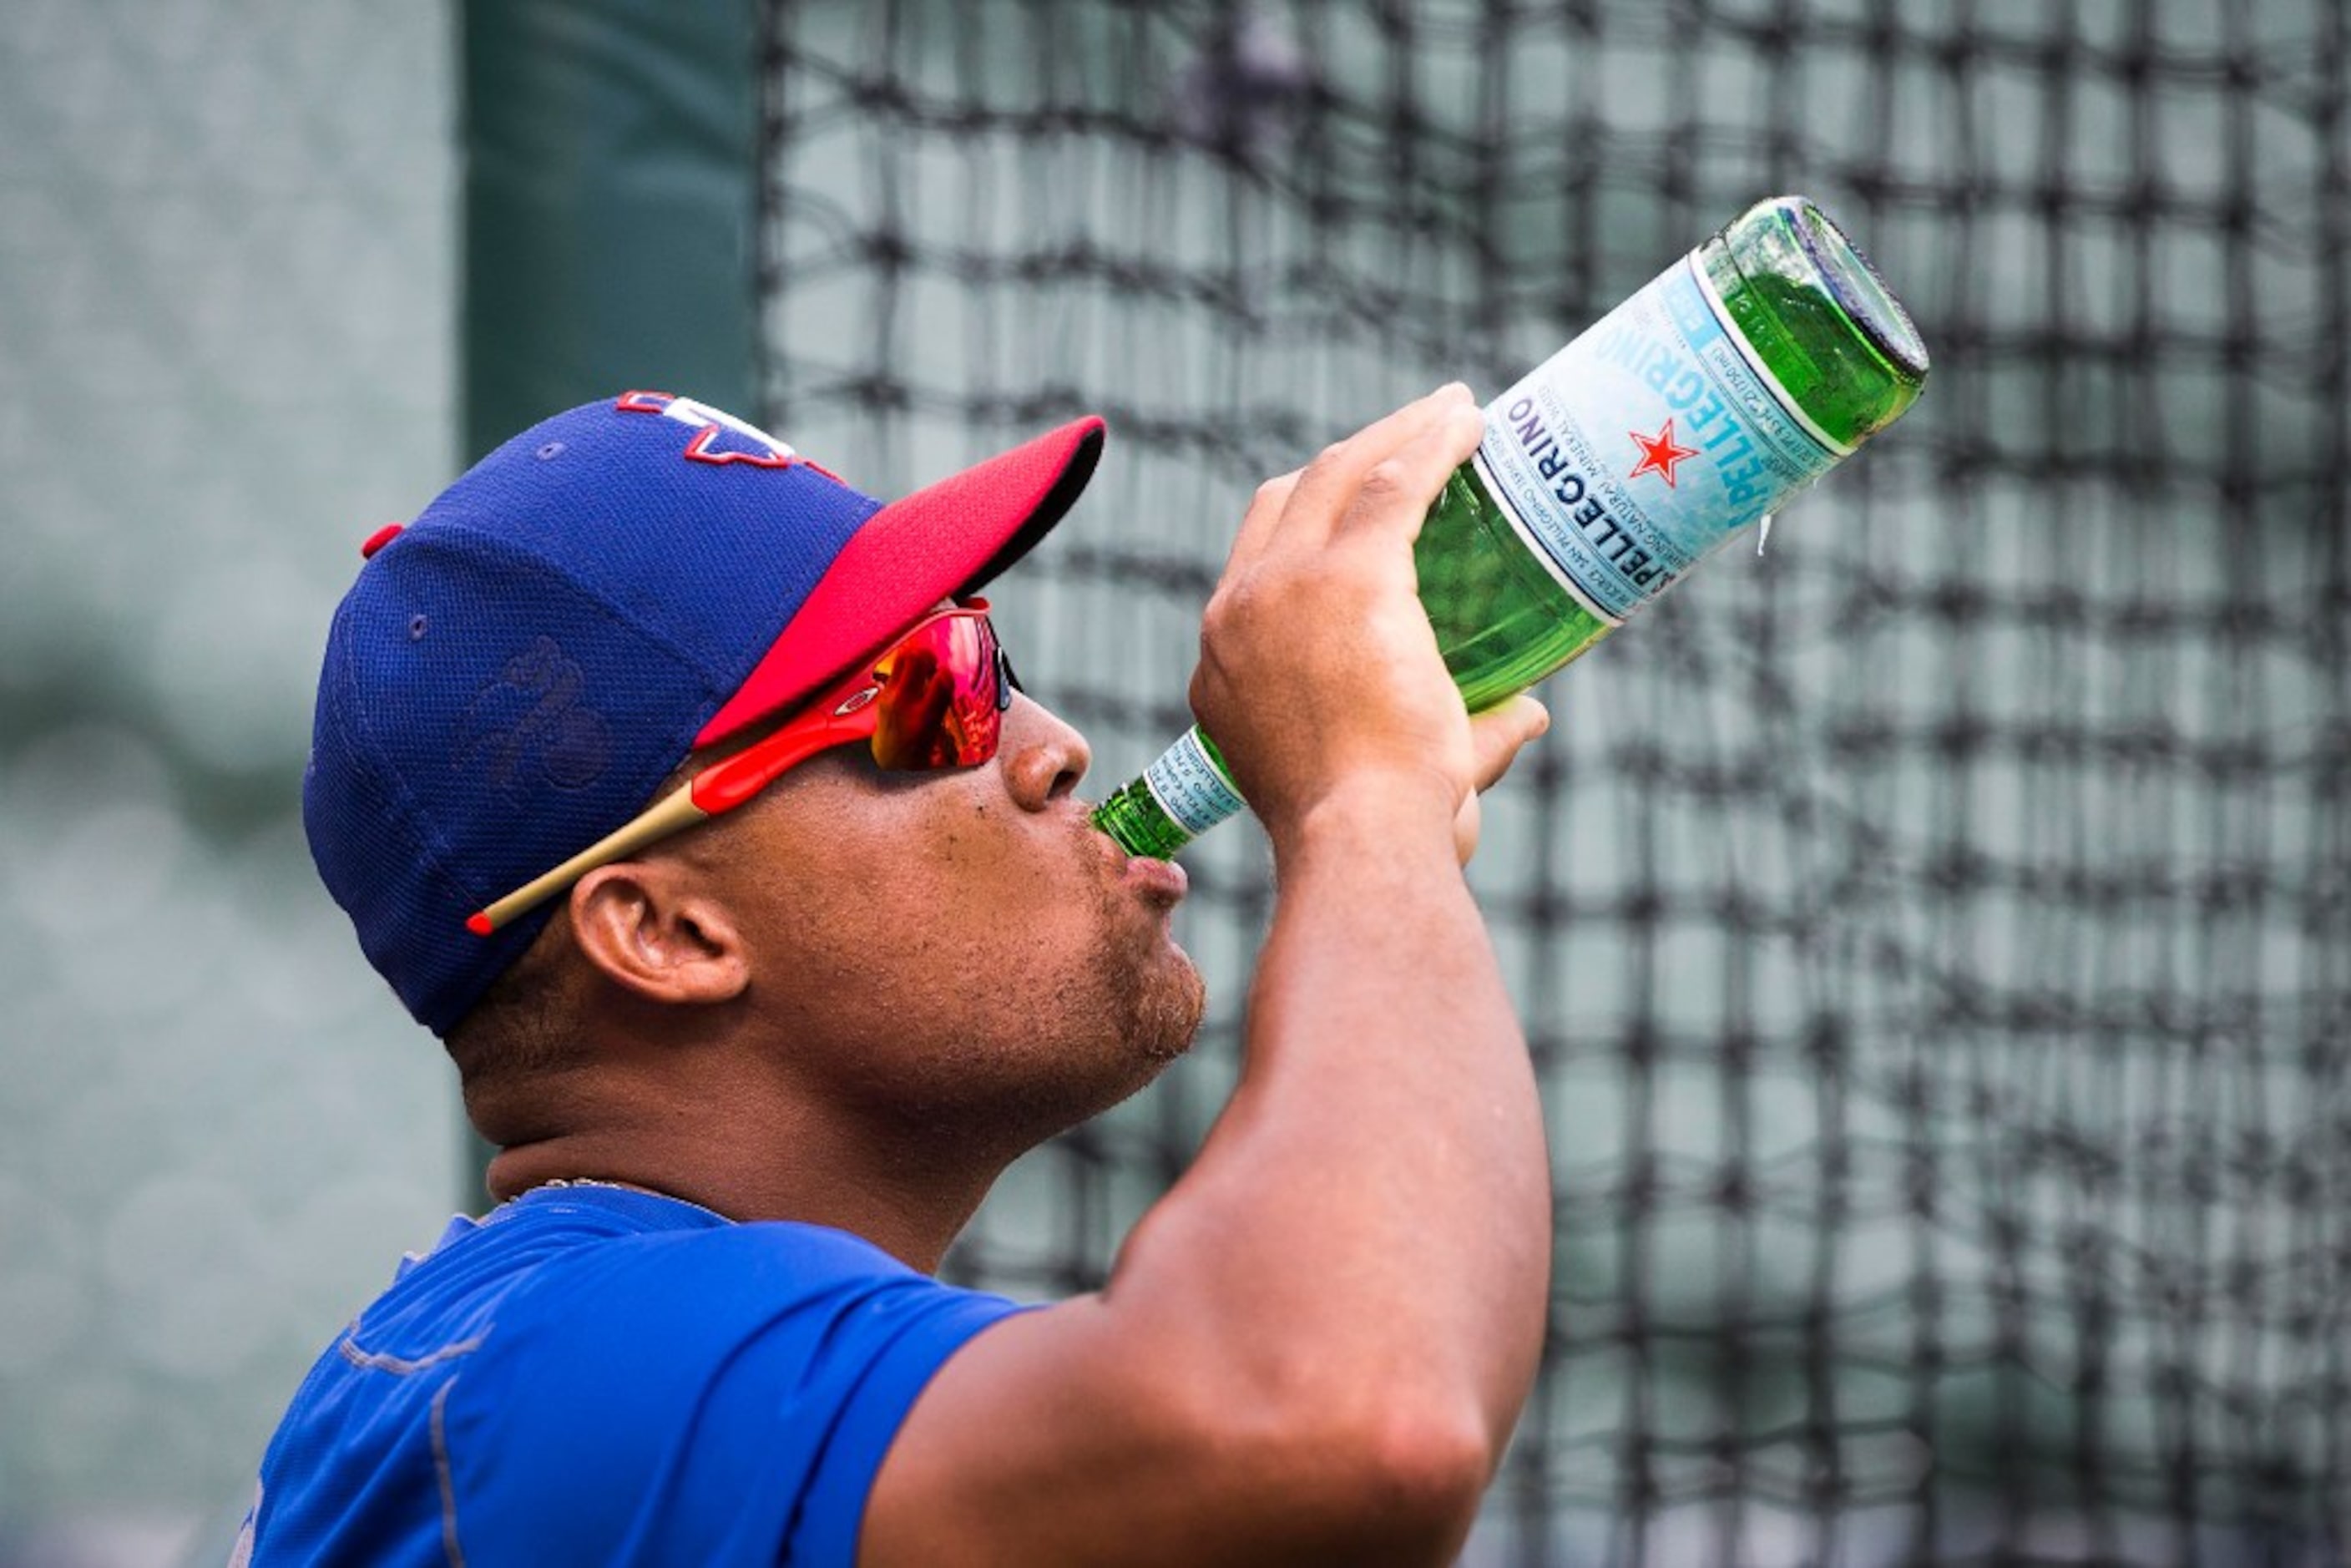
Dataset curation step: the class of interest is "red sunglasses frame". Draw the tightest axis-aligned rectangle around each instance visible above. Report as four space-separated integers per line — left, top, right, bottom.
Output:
467 602 1009 936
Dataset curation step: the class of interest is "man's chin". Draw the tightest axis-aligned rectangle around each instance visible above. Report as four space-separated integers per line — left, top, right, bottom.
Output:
1127 948 1208 1070
1010 990 1202 1152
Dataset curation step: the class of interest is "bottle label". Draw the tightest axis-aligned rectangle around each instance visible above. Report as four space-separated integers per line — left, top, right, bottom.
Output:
1474 255 1845 624
1141 727 1246 838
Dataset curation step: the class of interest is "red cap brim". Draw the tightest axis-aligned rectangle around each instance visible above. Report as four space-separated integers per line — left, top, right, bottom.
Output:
695 417 1105 748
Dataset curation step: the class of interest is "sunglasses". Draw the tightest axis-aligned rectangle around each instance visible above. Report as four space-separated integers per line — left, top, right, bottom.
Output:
466 602 1015 937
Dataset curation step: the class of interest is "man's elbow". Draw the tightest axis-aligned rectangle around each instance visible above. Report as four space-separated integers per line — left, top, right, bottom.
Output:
1217 1392 1496 1560
1326 1401 1485 1551
1117 1328 1507 1558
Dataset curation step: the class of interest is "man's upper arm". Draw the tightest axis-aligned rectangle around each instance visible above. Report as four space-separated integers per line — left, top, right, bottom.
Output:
860 1289 1472 1568
862 1297 1238 1567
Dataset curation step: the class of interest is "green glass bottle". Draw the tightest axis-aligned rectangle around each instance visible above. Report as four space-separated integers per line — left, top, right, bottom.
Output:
1092 194 1929 860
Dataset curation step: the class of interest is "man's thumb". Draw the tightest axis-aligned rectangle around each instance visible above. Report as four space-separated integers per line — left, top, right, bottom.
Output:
1467 695 1550 793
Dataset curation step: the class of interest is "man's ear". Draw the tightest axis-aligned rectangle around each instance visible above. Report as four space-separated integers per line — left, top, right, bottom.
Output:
566 861 749 1006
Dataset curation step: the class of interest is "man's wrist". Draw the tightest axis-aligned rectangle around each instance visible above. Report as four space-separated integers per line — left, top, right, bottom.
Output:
1264 769 1464 869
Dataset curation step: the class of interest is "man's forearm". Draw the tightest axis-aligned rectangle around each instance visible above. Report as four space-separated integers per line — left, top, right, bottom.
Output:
859 392 1550 1565
1111 782 1551 1455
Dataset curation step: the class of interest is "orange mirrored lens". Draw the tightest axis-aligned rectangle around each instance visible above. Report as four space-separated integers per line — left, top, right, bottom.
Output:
869 612 1003 769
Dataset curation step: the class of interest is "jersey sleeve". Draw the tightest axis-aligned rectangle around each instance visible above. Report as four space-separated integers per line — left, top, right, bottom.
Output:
435 1220 1028 1567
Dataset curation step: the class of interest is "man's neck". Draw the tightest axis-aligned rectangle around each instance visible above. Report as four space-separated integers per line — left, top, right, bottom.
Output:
479 1076 1009 1274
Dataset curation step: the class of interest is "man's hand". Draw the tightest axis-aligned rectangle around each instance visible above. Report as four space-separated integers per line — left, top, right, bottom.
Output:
1190 383 1549 862
1454 692 1550 862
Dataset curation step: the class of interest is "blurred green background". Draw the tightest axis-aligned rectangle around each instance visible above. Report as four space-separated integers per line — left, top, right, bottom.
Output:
0 5 458 1562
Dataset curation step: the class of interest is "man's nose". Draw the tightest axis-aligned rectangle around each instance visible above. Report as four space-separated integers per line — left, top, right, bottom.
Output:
1000 696 1091 809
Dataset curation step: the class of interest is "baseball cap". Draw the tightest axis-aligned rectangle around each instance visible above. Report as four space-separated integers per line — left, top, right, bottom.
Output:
305 391 1104 1034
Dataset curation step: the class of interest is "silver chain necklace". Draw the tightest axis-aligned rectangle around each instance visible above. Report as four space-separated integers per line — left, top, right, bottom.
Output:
527 1177 732 1225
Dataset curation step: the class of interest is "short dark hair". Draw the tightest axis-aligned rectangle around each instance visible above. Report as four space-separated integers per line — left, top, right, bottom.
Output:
443 916 589 1122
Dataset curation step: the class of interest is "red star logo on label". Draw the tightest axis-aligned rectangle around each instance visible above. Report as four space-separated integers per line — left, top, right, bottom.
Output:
1627 418 1700 487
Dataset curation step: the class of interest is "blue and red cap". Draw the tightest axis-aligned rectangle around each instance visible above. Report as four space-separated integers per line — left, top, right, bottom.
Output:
304 391 1103 1034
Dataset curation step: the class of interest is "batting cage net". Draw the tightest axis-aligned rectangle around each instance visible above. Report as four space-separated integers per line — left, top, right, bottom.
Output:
757 2 2350 1561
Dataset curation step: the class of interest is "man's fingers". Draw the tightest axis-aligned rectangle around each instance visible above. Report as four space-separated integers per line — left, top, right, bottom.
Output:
1221 468 1301 579
1465 695 1550 793
1332 397 1488 546
1277 383 1475 551
1214 383 1480 613
1455 697 1550 863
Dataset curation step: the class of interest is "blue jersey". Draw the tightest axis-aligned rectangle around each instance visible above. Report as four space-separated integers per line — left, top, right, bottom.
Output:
238 1184 1024 1566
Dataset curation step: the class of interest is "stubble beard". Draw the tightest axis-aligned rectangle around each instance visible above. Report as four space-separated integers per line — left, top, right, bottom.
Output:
876 907 1206 1161
1002 903 1207 1141
1120 942 1207 1071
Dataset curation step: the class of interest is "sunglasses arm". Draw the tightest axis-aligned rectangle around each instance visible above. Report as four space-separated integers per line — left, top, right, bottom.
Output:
465 787 712 936
465 722 855 937
685 721 852 812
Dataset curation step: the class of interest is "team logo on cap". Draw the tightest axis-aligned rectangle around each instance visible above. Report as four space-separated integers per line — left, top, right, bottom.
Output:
614 390 844 481
456 636 612 797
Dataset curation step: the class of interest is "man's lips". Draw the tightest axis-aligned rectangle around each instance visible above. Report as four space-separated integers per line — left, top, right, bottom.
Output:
1120 853 1189 906
1085 808 1190 906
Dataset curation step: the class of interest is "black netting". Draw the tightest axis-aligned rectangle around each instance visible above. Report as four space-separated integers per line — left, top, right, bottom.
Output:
757 3 2351 1560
